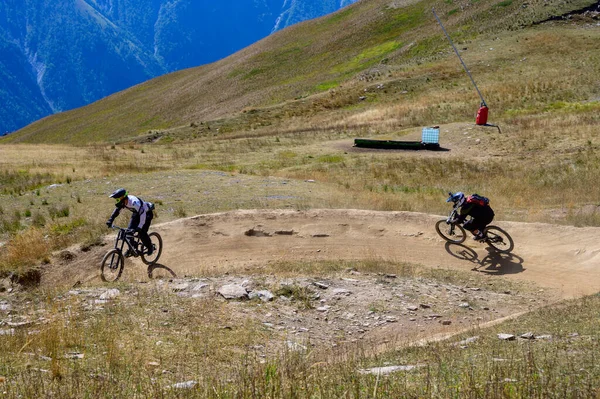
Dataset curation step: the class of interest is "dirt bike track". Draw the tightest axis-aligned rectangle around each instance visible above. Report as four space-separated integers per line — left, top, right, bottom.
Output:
47 209 600 301
152 209 599 299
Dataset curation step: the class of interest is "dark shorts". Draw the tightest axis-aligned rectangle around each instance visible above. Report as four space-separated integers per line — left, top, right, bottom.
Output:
463 207 494 232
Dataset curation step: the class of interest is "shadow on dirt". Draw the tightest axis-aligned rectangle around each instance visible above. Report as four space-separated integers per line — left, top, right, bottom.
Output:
147 263 177 279
444 242 525 275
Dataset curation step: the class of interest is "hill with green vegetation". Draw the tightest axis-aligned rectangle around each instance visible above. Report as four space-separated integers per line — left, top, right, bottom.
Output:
4 0 598 145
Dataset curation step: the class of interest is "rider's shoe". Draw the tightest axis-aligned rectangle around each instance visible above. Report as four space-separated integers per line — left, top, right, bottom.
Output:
473 232 486 241
146 246 153 256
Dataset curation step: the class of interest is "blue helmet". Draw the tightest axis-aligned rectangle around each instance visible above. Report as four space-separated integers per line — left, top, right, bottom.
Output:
446 192 465 206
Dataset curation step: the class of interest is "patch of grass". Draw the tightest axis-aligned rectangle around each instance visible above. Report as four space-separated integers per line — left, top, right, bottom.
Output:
48 205 70 219
174 206 187 218
369 294 600 397
0 170 57 195
0 228 50 277
0 277 595 397
0 288 272 396
332 41 402 75
315 81 339 91
274 284 315 309
322 6 355 26
0 210 22 234
50 217 86 236
242 68 265 80
317 154 344 164
495 0 513 7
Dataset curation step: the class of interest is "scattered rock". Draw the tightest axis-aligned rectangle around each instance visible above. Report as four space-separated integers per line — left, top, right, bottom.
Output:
7 321 33 328
498 333 516 341
248 290 274 302
457 336 479 346
314 282 329 289
191 283 209 291
520 332 535 340
332 288 351 296
99 289 120 300
441 320 452 325
274 230 295 236
169 380 197 389
359 365 422 375
171 283 190 292
286 341 307 351
245 228 271 237
218 284 248 300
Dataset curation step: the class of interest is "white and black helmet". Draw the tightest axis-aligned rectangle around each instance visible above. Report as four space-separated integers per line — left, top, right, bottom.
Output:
109 188 128 202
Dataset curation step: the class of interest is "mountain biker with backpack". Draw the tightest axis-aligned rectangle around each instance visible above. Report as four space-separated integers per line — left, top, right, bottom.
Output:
106 188 155 255
446 192 495 241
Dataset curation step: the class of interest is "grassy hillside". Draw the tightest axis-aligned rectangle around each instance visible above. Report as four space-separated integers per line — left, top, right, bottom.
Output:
1 0 600 396
2 0 597 144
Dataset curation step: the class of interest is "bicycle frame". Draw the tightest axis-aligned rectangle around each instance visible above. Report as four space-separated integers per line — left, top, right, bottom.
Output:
112 226 141 257
445 205 465 227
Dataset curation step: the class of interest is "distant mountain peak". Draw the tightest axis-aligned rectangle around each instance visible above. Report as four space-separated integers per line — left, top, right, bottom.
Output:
0 0 358 134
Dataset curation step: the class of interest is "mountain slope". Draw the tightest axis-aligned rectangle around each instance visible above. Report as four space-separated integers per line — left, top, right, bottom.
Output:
0 0 359 134
2 0 598 144
0 31 52 135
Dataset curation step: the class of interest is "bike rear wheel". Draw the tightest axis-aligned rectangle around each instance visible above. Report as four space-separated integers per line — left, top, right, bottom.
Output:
141 232 163 265
435 219 467 244
101 249 125 282
484 226 514 253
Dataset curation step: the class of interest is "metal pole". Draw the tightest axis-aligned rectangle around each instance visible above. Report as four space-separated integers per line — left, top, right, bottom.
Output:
432 8 486 107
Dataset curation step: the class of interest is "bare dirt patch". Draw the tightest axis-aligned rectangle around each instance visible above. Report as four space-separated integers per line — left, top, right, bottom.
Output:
14 208 597 351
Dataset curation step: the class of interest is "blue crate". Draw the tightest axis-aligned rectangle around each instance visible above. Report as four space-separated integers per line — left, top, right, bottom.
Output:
421 127 439 144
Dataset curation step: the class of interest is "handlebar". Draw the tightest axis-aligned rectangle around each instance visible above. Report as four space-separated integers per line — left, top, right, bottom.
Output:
111 226 136 234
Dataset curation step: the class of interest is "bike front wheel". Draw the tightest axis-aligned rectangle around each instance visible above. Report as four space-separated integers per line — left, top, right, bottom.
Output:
435 219 467 244
141 232 163 265
101 249 125 282
484 226 514 253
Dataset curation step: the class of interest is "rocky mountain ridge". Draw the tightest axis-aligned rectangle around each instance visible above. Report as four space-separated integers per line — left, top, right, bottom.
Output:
0 0 357 133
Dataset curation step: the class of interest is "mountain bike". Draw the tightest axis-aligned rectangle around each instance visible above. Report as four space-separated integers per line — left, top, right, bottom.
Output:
101 226 163 282
435 206 514 254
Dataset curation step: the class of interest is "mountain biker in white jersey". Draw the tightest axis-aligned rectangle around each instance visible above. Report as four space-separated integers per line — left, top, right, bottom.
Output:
106 188 155 255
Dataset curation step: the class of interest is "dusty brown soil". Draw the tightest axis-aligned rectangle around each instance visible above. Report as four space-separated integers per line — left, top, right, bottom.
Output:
29 209 600 350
